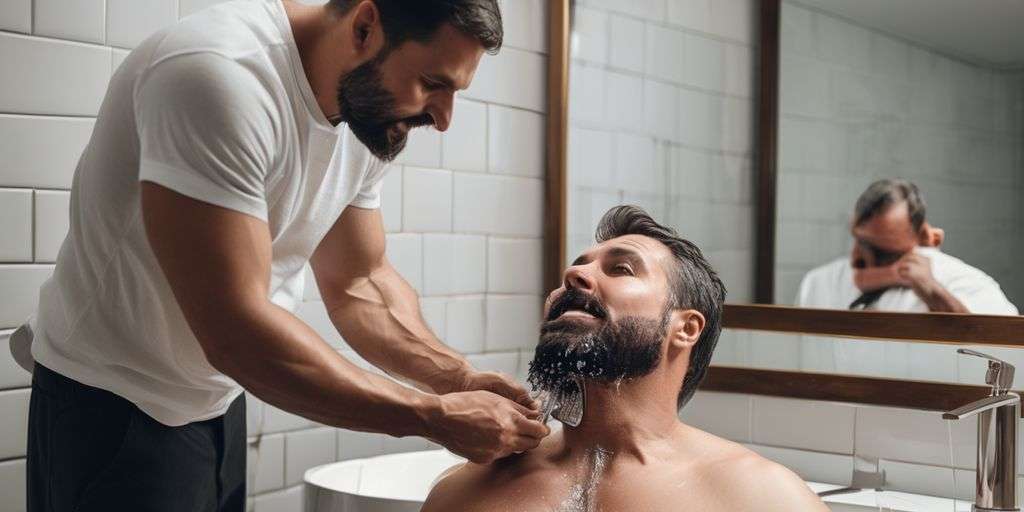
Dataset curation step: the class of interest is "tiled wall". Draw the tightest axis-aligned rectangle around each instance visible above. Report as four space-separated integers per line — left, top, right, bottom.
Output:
774 1 1024 307
682 388 1024 501
565 0 758 303
0 0 547 511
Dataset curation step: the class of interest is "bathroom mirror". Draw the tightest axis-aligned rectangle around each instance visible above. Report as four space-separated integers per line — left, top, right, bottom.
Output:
549 0 1024 410
772 0 1024 313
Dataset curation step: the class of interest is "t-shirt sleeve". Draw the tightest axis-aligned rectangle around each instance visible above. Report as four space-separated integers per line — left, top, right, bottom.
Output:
945 272 1019 315
135 53 278 221
349 159 389 209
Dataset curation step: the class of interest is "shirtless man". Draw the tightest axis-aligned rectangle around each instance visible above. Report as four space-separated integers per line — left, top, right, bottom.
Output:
423 205 828 512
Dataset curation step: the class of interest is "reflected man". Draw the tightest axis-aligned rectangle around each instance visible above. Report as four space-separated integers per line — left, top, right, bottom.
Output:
798 179 1017 314
423 205 828 512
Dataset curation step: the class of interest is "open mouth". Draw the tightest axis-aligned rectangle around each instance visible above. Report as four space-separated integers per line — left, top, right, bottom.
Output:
546 291 608 322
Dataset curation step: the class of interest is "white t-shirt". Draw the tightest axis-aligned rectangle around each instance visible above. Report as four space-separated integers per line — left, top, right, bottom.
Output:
796 247 1019 315
22 0 387 426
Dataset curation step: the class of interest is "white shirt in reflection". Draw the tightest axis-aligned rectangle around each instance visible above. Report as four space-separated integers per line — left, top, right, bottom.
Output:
796 247 1019 315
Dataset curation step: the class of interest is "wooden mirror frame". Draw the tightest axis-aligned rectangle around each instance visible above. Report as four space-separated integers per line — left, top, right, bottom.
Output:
544 0 1024 413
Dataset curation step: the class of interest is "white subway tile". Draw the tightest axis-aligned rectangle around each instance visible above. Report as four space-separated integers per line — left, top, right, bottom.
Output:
667 0 711 31
709 0 756 44
487 238 542 295
0 388 29 458
568 63 606 125
0 115 94 189
643 80 678 142
180 0 230 18
570 6 607 64
422 234 486 295
284 427 336 486
644 25 685 84
337 429 386 461
516 348 533 385
441 100 487 172
262 404 314 435
724 43 755 99
677 88 723 150
444 297 485 354
683 33 725 92
744 444 853 487
252 485 302 512
464 48 546 112
485 295 541 352
33 190 70 263
584 0 664 21
0 265 52 329
295 301 344 349
679 391 751 442
567 127 614 189
0 190 32 263
384 234 423 294
106 0 177 48
453 174 543 237
855 406 951 466
253 433 285 493
246 393 264 438
614 132 658 193
0 458 25 512
34 0 105 44
488 105 544 178
394 128 442 168
0 331 31 390
879 460 956 499
380 435 433 455
419 297 447 340
751 396 855 454
498 0 547 54
0 34 110 116
401 167 452 233
467 351 519 378
0 0 30 33
380 164 402 233
608 15 643 73
604 72 643 132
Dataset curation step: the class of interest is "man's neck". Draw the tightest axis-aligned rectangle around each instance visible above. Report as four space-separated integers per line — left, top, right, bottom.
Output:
558 376 684 464
283 0 345 121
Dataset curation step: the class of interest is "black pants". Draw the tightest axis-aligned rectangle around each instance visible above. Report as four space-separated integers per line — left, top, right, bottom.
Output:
26 364 246 512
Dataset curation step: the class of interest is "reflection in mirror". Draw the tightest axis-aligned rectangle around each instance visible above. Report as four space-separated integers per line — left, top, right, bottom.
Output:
775 1 1024 314
564 1 759 303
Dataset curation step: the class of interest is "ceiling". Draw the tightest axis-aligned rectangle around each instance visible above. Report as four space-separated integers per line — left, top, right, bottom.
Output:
790 0 1024 70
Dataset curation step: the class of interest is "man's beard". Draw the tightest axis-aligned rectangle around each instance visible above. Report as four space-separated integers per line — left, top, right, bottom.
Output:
527 289 666 395
336 53 432 162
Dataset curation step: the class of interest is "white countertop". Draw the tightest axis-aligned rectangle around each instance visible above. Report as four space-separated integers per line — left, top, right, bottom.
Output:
809 483 972 511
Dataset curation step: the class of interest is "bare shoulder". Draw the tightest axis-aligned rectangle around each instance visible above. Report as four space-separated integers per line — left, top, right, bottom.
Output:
701 444 829 511
421 461 485 512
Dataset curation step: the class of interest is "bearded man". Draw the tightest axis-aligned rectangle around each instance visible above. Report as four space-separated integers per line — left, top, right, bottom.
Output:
423 205 828 511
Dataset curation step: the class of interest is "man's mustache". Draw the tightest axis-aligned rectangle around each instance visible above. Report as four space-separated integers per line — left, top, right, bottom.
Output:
545 289 609 322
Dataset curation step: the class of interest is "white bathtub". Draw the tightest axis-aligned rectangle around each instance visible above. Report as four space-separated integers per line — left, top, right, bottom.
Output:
303 449 972 512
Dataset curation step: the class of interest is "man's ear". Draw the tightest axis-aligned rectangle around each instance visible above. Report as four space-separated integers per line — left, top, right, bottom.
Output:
669 309 705 350
919 222 944 247
349 0 385 57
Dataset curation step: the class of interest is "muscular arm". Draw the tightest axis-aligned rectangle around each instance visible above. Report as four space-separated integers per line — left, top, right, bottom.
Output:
141 183 437 435
720 456 830 512
310 206 470 394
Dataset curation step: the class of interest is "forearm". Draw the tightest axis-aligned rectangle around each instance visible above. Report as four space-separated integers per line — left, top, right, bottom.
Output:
199 298 439 437
325 263 471 394
916 280 970 313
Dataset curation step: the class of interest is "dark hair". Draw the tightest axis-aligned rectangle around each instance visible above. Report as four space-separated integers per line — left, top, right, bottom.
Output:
853 179 927 232
595 205 727 409
329 0 503 54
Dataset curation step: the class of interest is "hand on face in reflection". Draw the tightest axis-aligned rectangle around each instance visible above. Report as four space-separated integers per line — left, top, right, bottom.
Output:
853 250 937 297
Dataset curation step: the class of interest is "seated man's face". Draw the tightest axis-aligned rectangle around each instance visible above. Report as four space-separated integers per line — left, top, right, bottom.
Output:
529 234 677 394
849 201 919 269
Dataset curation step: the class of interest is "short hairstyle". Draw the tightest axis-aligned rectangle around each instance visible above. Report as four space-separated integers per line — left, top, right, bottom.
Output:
329 0 503 54
853 179 927 232
595 205 727 408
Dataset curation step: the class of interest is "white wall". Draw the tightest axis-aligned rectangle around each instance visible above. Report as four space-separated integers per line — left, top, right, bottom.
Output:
774 1 1024 307
566 0 758 303
0 1 547 511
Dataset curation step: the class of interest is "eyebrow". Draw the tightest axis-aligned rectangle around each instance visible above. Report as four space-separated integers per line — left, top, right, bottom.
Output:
570 246 646 271
424 73 460 91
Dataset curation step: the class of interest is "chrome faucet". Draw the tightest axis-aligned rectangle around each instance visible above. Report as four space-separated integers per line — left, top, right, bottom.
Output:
944 348 1020 511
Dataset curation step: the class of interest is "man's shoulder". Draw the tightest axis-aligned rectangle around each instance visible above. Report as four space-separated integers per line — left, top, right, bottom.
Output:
698 446 828 511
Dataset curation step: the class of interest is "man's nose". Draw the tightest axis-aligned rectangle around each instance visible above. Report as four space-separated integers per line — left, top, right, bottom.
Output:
427 93 454 132
563 265 596 292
